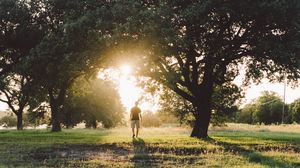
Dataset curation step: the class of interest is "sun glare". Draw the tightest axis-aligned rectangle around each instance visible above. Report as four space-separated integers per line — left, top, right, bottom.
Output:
98 64 159 113
120 64 132 75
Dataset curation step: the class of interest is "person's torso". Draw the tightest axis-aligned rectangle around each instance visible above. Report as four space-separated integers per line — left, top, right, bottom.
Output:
131 107 141 120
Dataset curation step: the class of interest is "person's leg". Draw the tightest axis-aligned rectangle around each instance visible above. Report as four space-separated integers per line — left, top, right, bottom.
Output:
136 120 140 138
132 128 135 137
131 121 135 138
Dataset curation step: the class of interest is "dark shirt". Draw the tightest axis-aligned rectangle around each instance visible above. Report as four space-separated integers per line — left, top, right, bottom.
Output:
131 106 141 120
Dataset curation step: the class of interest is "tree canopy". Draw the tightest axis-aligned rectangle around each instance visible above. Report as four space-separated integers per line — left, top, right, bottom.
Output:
111 0 300 137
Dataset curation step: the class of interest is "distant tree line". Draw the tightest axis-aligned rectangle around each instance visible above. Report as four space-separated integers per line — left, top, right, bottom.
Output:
236 91 300 125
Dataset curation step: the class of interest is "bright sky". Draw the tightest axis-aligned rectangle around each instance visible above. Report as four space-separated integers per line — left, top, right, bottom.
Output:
237 79 300 104
233 68 300 104
117 65 160 112
98 64 160 113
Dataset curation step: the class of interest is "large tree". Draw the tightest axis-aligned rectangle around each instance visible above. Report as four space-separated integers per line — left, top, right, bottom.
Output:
0 0 48 129
26 0 118 131
114 0 300 137
0 74 30 130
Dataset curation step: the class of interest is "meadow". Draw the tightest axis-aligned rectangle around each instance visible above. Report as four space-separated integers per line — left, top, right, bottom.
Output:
0 124 300 168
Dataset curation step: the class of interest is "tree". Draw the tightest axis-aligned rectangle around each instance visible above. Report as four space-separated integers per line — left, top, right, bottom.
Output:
0 0 49 130
0 73 47 130
289 98 300 123
27 104 51 127
0 74 30 130
237 91 285 125
159 82 242 126
25 0 116 131
61 78 125 129
236 103 256 124
253 91 284 124
0 114 17 128
115 0 300 137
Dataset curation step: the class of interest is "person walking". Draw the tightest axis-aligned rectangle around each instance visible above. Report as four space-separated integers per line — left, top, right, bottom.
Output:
130 101 142 138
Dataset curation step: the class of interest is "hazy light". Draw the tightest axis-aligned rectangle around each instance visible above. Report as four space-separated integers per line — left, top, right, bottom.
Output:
120 64 132 75
98 65 159 113
118 75 142 110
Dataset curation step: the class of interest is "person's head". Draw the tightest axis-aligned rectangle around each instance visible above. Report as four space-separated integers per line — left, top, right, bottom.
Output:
134 101 139 107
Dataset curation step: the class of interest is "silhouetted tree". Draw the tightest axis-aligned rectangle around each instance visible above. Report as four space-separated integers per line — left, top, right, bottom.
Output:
159 82 242 126
116 0 300 137
25 0 116 131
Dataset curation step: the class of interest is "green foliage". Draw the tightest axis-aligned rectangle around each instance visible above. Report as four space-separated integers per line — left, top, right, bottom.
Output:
61 78 125 129
27 106 51 127
253 91 284 124
1 0 300 137
0 115 17 127
158 82 242 126
0 74 47 130
21 0 117 131
236 103 256 124
237 91 285 125
210 83 244 126
158 87 195 126
141 111 162 127
289 98 300 123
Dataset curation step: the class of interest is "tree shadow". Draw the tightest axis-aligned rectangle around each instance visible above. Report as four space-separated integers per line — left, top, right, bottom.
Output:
131 137 158 167
204 137 294 168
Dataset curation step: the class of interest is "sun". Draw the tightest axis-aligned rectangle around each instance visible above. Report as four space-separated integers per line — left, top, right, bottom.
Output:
98 64 159 113
119 64 132 75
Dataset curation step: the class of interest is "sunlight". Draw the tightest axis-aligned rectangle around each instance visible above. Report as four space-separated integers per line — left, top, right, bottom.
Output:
119 64 132 75
98 65 159 113
118 75 142 110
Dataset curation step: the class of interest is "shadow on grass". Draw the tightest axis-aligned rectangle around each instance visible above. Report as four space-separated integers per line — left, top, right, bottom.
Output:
0 129 132 167
131 137 159 167
204 137 294 168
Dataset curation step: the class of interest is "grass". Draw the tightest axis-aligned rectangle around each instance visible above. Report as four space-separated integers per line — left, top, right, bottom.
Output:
0 124 300 167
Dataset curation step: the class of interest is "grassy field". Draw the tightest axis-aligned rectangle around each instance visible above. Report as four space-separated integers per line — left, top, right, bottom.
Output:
0 124 300 167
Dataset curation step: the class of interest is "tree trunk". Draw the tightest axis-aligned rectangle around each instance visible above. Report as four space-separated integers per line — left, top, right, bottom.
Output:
191 108 211 138
48 86 67 132
190 88 213 138
16 113 23 130
51 104 61 132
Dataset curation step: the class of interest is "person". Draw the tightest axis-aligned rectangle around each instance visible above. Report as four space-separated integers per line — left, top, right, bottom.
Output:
130 101 142 138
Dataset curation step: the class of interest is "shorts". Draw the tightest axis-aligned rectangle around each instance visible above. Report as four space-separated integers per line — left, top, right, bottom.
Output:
131 120 140 128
